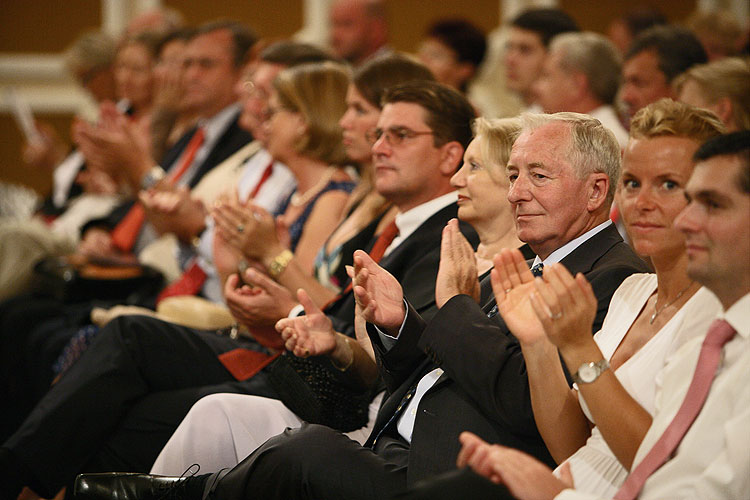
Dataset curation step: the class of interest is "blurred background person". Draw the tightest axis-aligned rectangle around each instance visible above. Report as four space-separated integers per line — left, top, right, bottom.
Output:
328 0 389 67
675 57 750 132
684 8 744 62
606 8 666 55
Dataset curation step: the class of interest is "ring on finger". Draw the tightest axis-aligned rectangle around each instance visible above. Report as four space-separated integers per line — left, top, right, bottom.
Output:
505 288 512 293
237 224 245 233
550 311 563 320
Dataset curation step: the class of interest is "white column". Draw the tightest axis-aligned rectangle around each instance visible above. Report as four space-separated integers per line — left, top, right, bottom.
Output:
295 0 332 47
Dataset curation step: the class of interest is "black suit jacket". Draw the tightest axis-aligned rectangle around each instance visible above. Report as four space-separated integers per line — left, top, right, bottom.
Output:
364 223 650 483
327 202 479 337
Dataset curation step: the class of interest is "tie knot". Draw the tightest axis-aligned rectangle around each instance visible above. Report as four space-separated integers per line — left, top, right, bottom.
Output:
531 263 544 277
704 318 737 347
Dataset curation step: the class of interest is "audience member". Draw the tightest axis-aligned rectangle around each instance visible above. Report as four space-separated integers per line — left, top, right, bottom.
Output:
532 32 628 147
606 8 666 55
620 25 707 122
503 8 579 110
675 57 750 131
329 0 389 67
684 9 743 62
417 19 486 94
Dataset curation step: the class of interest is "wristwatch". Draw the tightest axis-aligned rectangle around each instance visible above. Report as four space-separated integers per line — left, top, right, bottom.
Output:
140 165 166 190
573 359 609 385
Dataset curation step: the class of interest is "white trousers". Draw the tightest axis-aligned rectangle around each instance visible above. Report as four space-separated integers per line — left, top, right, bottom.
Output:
150 391 384 476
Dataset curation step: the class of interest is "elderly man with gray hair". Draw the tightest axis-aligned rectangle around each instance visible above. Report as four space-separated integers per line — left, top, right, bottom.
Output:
532 32 628 148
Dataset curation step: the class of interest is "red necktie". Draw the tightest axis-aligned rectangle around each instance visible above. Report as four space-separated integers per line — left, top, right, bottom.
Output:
111 127 206 253
156 160 276 304
322 220 399 311
614 319 737 499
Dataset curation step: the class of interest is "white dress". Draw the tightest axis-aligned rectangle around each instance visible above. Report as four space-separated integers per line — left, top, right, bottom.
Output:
554 274 722 497
150 392 384 476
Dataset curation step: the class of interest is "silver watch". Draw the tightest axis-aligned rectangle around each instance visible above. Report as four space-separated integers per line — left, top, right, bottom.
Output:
141 165 166 190
573 359 609 384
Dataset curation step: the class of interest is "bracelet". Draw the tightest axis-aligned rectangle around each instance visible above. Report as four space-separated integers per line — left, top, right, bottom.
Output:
268 249 294 279
332 336 354 372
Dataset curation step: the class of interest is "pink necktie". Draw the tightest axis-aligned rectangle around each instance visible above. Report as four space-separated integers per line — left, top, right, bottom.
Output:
614 318 737 499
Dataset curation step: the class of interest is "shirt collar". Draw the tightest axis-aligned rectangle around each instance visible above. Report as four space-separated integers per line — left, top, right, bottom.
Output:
532 220 613 267
199 103 241 147
720 292 750 339
394 191 457 242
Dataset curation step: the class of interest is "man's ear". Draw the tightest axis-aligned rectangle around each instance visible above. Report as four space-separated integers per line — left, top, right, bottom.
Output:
587 172 610 212
439 141 465 177
712 97 733 128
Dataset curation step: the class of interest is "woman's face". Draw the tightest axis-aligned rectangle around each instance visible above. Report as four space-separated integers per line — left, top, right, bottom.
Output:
451 137 512 226
114 43 154 110
339 84 380 164
264 90 304 162
617 135 699 259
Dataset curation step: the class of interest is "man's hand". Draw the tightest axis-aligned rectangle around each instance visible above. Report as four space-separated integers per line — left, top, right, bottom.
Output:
78 227 116 258
490 248 546 346
223 268 298 328
276 289 337 358
457 432 572 500
351 250 405 335
435 219 480 307
140 185 207 242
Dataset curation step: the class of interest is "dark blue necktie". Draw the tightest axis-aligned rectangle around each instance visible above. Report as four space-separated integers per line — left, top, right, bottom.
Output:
488 262 544 318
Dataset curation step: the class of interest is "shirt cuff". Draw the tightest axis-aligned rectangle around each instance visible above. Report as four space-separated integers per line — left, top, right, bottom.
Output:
288 303 304 318
374 299 409 351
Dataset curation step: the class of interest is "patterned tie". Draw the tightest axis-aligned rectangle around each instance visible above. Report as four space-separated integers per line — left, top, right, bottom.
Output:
488 262 544 318
614 319 737 500
111 127 205 253
370 381 419 448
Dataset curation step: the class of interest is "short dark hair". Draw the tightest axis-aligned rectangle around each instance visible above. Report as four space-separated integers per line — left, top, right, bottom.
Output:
694 131 750 193
625 25 707 82
260 41 338 67
194 19 257 68
353 54 435 109
426 19 487 68
382 80 476 149
510 8 579 47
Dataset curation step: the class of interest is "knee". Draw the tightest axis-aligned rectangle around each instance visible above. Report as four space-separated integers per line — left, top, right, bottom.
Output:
261 424 341 464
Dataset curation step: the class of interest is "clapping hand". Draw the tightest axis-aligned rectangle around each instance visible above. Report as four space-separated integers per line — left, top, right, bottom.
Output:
212 196 282 263
435 219 480 308
351 250 405 335
276 289 336 358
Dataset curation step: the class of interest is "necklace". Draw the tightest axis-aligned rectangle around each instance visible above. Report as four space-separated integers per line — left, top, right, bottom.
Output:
650 281 695 324
290 166 336 207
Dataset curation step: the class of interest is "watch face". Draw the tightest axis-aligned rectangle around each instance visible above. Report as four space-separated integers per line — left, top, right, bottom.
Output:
579 363 597 383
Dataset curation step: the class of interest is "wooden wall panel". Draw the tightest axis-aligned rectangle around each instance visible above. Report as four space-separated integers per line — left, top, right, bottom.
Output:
559 0 697 34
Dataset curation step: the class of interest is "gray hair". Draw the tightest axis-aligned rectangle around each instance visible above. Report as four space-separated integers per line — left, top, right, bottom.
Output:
518 112 621 204
549 32 622 105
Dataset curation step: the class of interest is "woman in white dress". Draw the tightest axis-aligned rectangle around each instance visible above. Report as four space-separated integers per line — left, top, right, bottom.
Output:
485 99 726 497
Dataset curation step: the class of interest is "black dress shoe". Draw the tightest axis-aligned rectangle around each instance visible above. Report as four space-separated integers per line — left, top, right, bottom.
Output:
73 472 207 499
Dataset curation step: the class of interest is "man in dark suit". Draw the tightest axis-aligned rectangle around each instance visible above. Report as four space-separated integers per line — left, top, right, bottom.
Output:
72 112 648 499
0 81 478 500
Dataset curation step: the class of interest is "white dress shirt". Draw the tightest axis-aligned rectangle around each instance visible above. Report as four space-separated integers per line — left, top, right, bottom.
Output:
557 292 750 500
589 105 629 149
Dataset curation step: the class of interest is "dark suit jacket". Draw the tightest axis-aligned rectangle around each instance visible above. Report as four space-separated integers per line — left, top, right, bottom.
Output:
364 223 650 484
327 202 479 337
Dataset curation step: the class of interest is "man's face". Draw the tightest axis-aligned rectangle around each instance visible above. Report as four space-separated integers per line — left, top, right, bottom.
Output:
504 27 547 100
181 29 241 117
532 49 578 113
675 155 750 305
506 122 598 259
371 102 451 211
417 38 469 90
237 62 285 142
620 49 673 119
330 1 370 64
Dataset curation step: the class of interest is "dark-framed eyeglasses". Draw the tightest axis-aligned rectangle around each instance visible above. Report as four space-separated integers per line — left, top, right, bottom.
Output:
366 126 435 146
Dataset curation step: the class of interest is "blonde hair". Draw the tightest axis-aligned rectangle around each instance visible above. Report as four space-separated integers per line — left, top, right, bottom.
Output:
472 117 522 184
274 62 350 165
673 57 750 131
629 98 726 142
518 112 622 204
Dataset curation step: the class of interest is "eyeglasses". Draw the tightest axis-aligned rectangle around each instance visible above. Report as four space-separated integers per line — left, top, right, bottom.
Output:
366 127 435 146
